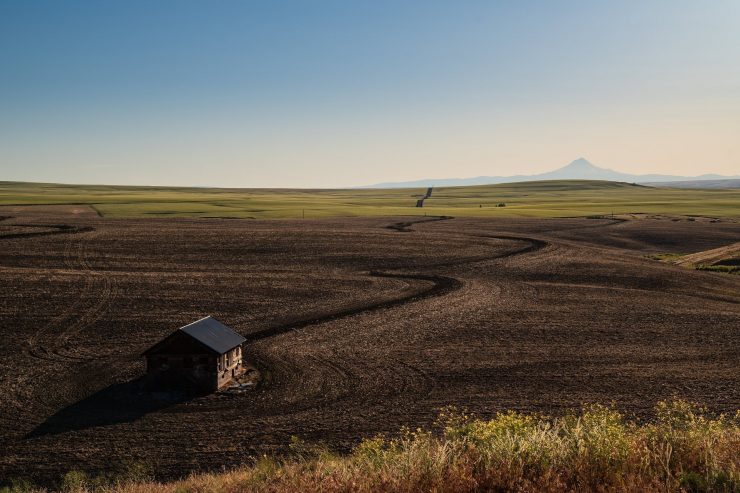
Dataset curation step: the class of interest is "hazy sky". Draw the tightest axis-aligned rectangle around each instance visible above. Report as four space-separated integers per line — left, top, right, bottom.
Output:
1 1 739 187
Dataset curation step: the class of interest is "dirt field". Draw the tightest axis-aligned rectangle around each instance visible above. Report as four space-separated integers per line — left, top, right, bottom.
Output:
1 206 739 485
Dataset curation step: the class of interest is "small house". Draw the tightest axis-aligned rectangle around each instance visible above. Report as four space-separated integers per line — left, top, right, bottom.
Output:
143 316 246 392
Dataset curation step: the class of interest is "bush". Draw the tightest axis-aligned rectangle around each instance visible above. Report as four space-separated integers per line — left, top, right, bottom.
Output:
37 400 740 492
0 478 35 493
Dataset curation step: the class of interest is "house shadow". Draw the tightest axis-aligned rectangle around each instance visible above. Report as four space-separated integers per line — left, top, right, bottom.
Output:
26 377 199 439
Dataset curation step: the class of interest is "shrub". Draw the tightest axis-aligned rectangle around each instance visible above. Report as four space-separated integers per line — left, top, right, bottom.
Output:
0 478 35 493
35 400 740 492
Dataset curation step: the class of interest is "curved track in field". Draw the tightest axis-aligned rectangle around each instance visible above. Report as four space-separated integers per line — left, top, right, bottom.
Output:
244 217 553 423
25 229 118 363
2 227 123 439
0 223 94 240
247 216 548 343
245 272 462 342
385 215 453 232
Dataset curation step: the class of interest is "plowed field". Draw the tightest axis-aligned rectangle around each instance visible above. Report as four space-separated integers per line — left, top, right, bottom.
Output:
1 206 738 485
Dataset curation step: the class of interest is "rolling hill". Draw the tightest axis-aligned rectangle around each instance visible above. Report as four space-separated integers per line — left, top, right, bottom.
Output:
2 179 740 219
365 158 740 188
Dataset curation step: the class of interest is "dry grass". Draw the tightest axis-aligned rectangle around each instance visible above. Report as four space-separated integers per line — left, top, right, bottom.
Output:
672 241 740 271
6 400 738 493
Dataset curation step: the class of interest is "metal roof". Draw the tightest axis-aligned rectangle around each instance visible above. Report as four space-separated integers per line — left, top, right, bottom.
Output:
178 316 246 354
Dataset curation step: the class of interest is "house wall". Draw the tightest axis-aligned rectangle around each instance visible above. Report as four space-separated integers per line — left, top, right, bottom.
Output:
146 344 244 391
216 346 244 389
146 353 218 391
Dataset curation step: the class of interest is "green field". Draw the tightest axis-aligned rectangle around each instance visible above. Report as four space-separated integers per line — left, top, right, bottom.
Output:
1 180 739 219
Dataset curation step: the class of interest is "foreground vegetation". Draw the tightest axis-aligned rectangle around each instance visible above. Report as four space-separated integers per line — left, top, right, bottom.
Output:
5 400 738 492
2 180 740 219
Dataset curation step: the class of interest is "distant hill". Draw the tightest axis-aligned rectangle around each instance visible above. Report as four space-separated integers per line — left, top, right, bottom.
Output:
2 178 739 219
642 179 740 189
364 158 739 188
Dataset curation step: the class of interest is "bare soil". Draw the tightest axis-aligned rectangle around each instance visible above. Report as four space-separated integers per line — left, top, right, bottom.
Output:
0 206 738 485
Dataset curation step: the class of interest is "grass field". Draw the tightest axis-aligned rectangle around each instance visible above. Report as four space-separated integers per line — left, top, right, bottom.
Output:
7 400 739 492
2 180 739 219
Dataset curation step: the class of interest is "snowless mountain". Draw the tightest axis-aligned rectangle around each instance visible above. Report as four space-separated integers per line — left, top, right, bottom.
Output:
364 158 739 188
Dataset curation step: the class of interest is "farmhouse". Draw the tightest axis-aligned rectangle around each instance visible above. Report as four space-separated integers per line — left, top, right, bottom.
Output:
143 316 246 392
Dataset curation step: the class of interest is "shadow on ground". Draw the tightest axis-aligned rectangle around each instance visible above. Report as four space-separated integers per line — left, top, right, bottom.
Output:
26 377 198 438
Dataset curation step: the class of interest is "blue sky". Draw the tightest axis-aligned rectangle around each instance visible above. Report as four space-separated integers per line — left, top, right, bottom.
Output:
1 1 739 187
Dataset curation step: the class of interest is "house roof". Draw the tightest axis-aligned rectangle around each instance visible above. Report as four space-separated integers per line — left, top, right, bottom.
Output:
144 316 246 355
180 316 246 354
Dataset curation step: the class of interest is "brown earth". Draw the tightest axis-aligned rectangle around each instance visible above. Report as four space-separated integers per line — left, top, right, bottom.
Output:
0 206 738 486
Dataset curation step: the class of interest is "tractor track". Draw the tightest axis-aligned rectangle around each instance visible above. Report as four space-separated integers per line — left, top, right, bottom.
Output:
245 217 548 343
244 272 462 343
25 230 116 363
385 215 453 232
8 228 120 432
245 217 553 416
0 224 94 240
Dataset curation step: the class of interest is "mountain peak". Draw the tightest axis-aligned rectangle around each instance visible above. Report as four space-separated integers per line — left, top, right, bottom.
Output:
362 157 740 188
563 158 597 169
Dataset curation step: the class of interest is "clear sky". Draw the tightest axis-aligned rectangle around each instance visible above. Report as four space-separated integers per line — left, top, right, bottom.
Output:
1 1 739 187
